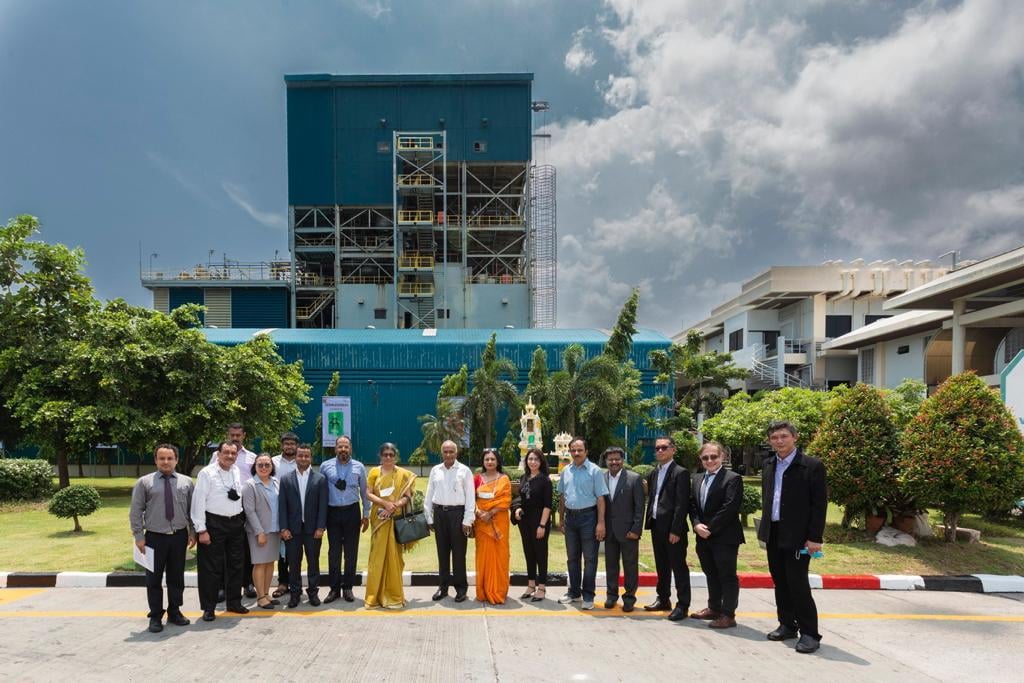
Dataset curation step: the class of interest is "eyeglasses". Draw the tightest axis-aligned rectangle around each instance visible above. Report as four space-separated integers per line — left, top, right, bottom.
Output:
256 463 272 468
654 445 672 452
569 449 584 454
699 454 720 461
381 452 396 458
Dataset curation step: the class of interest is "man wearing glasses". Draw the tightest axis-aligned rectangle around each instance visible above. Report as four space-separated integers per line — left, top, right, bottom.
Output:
320 435 371 604
424 439 475 602
557 438 608 610
758 420 827 654
643 436 691 621
688 441 744 629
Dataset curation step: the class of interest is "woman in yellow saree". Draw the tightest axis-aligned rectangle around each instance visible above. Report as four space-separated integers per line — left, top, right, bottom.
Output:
364 442 418 609
473 448 511 604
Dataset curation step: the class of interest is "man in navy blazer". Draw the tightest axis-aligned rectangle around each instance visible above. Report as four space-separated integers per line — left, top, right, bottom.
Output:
279 444 328 608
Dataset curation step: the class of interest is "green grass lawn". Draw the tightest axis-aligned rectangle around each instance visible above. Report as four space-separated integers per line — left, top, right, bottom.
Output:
2 477 1022 575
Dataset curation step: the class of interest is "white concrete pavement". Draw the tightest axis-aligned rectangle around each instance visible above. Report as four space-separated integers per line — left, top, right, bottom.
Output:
0 586 1022 681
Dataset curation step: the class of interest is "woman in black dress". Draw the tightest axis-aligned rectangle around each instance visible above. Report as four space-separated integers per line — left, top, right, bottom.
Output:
513 448 552 601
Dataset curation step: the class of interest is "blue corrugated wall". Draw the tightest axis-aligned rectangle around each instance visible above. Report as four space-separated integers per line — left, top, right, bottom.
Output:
231 288 289 328
168 288 205 324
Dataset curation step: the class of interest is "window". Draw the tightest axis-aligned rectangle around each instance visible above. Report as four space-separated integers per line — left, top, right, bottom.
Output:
374 308 387 320
826 314 852 338
1005 328 1024 363
897 345 910 355
377 141 390 154
859 347 875 384
761 330 779 352
864 314 891 325
728 329 743 352
436 308 451 319
473 141 487 153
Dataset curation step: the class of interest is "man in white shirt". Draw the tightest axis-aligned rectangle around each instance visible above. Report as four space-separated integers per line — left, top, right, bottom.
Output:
271 431 300 599
191 441 249 622
424 439 475 602
208 423 259 599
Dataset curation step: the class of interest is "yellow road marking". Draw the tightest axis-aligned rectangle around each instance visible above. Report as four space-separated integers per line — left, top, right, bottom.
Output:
0 589 44 605
0 609 1021 622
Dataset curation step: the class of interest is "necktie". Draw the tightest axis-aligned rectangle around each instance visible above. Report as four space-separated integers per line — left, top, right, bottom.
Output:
701 473 711 511
163 474 175 522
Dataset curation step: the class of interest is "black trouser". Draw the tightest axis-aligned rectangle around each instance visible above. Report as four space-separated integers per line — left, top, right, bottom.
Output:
433 505 468 592
327 503 361 592
224 537 252 594
605 534 639 605
649 519 690 608
767 522 819 639
144 528 188 619
286 532 323 597
197 512 245 611
277 555 289 587
518 512 549 584
696 538 740 617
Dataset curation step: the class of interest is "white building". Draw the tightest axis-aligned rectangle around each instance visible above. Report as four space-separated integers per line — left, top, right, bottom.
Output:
824 246 1024 391
680 260 947 391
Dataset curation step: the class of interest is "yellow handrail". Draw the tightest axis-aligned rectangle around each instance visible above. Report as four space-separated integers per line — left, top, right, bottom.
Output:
398 282 435 296
397 210 434 224
397 136 434 151
397 172 435 186
398 255 434 269
448 214 522 226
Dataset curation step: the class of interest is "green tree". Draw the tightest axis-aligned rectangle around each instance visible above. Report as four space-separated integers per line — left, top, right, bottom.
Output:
545 343 586 436
418 398 465 455
702 386 835 450
499 429 520 467
885 378 926 430
604 287 639 363
464 334 518 458
48 484 101 532
900 372 1024 541
810 383 901 525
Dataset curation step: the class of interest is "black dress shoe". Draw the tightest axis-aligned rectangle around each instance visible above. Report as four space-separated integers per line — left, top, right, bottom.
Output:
603 598 617 609
225 603 250 614
342 589 355 602
622 602 635 613
167 612 190 627
668 606 687 621
259 602 275 610
148 618 163 633
287 595 301 608
324 591 341 604
644 600 671 611
454 592 468 603
795 634 821 654
432 587 449 601
308 594 321 607
202 610 216 622
767 625 799 641
245 584 258 599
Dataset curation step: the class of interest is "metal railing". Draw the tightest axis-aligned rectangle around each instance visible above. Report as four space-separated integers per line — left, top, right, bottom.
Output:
142 262 290 282
397 210 434 224
448 214 524 227
295 291 333 320
465 273 526 284
339 274 391 285
396 136 435 151
398 255 434 270
397 172 437 187
398 282 435 297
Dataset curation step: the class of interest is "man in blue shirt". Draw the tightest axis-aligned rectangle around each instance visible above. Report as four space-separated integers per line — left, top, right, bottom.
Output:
319 436 371 603
557 437 608 610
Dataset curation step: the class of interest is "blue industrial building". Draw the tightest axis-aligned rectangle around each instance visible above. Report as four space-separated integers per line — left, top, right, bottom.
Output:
143 73 557 330
204 328 671 463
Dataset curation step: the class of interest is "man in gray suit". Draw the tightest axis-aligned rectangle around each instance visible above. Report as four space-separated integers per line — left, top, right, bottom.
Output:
602 447 645 612
278 444 328 609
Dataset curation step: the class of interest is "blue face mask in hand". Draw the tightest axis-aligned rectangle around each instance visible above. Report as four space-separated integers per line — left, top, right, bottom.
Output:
796 548 824 560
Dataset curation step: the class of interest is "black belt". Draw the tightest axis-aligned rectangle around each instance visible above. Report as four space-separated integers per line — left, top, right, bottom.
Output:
433 504 465 512
146 527 188 536
330 502 359 510
206 511 244 521
566 505 597 514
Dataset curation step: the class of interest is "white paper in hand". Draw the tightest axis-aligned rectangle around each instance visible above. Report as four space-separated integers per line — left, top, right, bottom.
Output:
134 544 155 572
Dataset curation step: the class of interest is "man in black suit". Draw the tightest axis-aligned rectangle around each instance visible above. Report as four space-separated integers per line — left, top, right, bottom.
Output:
644 435 691 621
279 444 329 609
689 441 745 629
757 420 827 654
602 447 645 612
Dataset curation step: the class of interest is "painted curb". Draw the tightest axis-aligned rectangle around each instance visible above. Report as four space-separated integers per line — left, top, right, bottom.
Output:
3 571 1022 592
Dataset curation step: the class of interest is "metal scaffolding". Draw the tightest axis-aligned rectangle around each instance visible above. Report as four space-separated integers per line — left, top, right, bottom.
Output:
529 164 557 328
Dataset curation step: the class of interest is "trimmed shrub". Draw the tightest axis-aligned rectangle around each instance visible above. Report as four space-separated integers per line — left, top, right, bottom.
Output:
0 459 55 501
900 372 1024 542
632 464 655 480
499 430 520 467
809 383 901 523
48 484 101 532
740 483 760 527
671 431 700 470
407 446 429 467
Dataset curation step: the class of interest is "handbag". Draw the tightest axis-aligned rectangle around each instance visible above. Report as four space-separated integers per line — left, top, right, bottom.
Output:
392 480 429 545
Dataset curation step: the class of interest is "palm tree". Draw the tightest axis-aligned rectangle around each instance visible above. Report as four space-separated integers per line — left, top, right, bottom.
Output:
418 398 465 455
464 333 518 459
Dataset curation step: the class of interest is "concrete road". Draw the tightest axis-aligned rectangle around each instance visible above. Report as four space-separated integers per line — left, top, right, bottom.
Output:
0 586 1021 681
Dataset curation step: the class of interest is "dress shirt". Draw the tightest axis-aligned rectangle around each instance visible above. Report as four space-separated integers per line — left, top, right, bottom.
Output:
424 461 476 526
320 457 371 517
256 479 280 533
272 454 297 481
607 470 622 501
209 446 257 485
129 471 194 540
771 451 795 521
700 470 719 510
650 462 671 519
190 463 243 533
296 467 310 523
558 459 609 510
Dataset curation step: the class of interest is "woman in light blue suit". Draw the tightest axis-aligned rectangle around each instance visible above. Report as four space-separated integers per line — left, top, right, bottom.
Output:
242 453 281 609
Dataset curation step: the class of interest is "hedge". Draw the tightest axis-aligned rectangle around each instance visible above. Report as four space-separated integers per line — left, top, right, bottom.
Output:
0 459 55 501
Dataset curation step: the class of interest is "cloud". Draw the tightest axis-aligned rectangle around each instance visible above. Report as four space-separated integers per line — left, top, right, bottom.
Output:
145 151 217 206
564 28 597 73
343 0 391 20
221 181 286 230
548 0 1024 332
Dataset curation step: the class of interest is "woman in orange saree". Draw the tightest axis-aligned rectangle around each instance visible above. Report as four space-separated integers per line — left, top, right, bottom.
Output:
473 448 512 604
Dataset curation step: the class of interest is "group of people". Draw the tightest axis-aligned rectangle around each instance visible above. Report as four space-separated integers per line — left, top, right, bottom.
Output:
129 420 827 654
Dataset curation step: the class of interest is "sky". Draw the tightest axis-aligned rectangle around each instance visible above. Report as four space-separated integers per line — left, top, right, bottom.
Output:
2 0 1022 335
